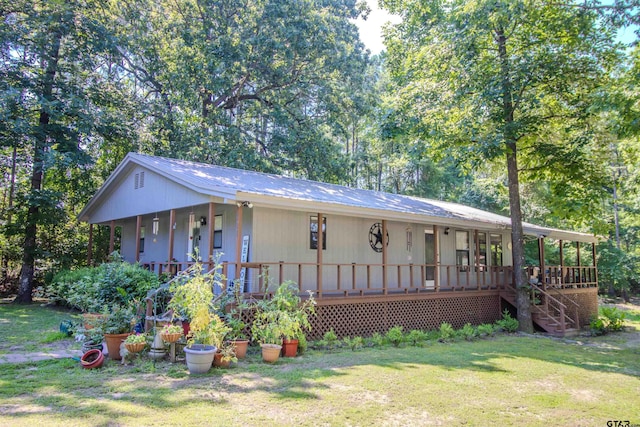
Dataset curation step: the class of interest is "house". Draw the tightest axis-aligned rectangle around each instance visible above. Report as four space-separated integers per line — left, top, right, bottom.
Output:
79 153 600 338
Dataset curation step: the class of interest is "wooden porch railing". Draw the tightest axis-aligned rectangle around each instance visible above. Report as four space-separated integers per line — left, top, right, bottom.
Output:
529 283 580 334
526 265 598 289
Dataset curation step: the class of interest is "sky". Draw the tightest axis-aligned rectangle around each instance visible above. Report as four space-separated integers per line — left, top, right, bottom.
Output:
353 1 401 55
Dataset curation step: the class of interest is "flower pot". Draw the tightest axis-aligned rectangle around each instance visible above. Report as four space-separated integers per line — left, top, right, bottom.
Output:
81 349 104 369
213 351 231 369
104 333 131 360
229 339 249 359
260 343 282 363
282 339 299 357
184 344 217 374
125 342 145 353
81 339 103 354
161 333 182 343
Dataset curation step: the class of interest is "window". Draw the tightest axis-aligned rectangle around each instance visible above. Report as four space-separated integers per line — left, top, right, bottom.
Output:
456 230 469 270
213 215 223 249
310 216 326 250
491 234 503 266
139 226 145 253
476 232 487 272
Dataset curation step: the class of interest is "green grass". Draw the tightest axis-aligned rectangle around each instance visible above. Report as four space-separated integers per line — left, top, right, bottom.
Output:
0 302 639 426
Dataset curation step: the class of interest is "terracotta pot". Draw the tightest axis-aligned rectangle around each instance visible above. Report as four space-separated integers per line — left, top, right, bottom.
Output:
260 343 282 363
282 339 299 357
229 339 249 359
124 342 145 353
184 344 217 374
81 349 104 369
213 351 231 368
104 333 131 360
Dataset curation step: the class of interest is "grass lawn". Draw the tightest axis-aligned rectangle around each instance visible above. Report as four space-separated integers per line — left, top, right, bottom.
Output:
0 301 639 426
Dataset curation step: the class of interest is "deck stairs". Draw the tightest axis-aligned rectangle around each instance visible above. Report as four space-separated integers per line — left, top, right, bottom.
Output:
500 283 580 338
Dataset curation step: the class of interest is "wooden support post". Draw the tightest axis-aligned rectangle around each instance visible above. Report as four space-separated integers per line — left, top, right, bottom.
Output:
382 219 388 295
87 223 93 265
592 242 598 286
168 209 176 264
135 215 142 262
208 202 215 263
576 241 581 284
474 230 480 290
316 213 324 297
434 225 440 291
538 237 546 290
109 220 115 254
235 204 243 280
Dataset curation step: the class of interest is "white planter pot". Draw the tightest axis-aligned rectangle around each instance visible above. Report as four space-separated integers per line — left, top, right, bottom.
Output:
184 344 217 374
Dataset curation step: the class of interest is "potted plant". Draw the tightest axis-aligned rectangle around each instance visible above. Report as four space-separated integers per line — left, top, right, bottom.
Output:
222 283 250 359
160 323 183 343
213 341 237 368
96 303 136 360
271 281 316 357
168 261 229 374
124 333 147 353
251 310 284 363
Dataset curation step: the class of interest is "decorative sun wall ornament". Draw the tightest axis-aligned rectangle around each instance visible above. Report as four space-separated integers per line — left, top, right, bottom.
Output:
369 222 389 253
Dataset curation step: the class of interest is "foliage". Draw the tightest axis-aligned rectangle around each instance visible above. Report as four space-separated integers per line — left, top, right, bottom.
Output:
406 329 428 347
495 310 520 333
322 329 340 350
217 342 238 364
47 258 159 313
342 336 364 351
167 261 229 347
590 306 627 335
385 325 405 347
476 323 496 337
95 303 136 335
459 323 478 341
438 323 456 343
597 241 639 296
368 332 386 347
160 324 183 335
125 333 148 345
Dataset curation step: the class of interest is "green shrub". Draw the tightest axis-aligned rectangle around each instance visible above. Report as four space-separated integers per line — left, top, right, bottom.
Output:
476 323 496 337
385 325 405 347
406 329 428 346
323 328 339 350
459 323 477 341
495 309 519 333
590 307 626 335
438 322 456 342
367 332 386 347
342 336 364 351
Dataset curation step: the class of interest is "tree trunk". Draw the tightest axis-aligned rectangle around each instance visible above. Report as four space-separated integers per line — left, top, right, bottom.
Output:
496 27 533 333
14 29 62 304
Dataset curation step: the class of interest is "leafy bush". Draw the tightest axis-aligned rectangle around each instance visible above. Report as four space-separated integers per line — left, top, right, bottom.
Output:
458 323 477 341
367 332 386 347
406 329 428 346
385 325 405 347
48 257 160 313
495 309 519 333
322 329 339 350
438 322 456 342
476 323 496 337
590 306 626 335
342 336 364 351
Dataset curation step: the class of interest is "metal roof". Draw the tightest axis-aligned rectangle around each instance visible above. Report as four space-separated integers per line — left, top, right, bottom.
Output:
79 152 599 243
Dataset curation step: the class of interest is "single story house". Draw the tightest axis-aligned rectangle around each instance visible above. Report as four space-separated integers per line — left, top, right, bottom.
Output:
79 153 599 338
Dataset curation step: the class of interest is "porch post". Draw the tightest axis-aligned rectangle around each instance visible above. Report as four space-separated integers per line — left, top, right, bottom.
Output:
434 225 440 291
87 223 93 265
317 213 323 297
592 242 598 286
559 239 564 277
135 215 142 262
538 236 546 289
207 202 215 265
168 209 176 262
235 203 243 280
382 219 388 295
109 220 115 254
576 241 581 283
474 229 480 290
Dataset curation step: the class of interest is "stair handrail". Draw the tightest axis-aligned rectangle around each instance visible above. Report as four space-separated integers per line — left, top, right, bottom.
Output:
545 286 581 330
530 283 578 331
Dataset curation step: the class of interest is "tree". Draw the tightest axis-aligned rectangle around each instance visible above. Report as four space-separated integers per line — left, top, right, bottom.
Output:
382 0 622 331
1 1 135 302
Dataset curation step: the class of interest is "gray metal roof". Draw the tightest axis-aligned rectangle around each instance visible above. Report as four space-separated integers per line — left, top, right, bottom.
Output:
81 152 599 243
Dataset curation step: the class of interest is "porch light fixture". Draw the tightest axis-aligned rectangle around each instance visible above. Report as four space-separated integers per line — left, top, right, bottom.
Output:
200 216 207 226
152 214 159 235
444 227 450 235
236 201 253 208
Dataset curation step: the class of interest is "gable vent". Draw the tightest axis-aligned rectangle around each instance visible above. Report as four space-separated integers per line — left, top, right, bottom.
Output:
134 171 145 190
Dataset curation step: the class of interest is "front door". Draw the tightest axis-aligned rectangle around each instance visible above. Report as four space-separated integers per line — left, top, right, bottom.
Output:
425 230 435 288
